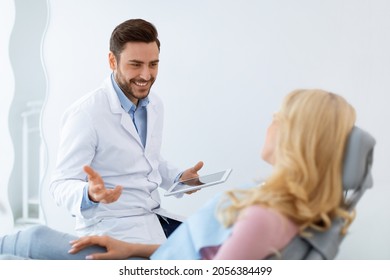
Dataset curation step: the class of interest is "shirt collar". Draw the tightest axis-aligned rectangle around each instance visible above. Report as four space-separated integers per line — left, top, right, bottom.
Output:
110 73 149 113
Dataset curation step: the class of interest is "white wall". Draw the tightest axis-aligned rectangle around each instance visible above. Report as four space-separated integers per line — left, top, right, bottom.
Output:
39 0 390 259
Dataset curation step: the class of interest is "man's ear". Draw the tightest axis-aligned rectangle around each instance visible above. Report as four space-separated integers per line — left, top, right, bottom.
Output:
108 52 117 70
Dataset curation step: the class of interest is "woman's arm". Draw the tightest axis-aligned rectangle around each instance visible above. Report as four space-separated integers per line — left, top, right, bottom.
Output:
68 235 160 260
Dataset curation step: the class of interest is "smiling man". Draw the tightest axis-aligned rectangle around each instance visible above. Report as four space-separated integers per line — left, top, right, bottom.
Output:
49 19 203 245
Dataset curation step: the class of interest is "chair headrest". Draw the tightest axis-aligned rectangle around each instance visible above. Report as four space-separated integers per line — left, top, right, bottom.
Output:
342 126 376 191
272 126 376 260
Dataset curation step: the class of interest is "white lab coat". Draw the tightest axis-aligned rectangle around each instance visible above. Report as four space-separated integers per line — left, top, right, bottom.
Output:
49 76 183 244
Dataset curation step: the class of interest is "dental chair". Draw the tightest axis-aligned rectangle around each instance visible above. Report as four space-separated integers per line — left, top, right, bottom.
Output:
268 126 376 260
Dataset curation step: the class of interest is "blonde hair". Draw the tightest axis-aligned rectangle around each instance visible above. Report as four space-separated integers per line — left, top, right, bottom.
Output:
218 89 356 235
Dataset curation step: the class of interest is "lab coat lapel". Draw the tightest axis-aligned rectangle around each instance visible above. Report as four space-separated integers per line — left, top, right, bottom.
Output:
104 77 143 147
120 112 143 147
145 101 157 151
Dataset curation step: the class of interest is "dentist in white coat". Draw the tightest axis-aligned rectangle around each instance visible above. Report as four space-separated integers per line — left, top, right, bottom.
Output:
49 19 203 245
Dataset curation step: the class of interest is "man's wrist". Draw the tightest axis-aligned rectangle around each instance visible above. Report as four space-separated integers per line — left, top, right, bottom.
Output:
81 184 98 210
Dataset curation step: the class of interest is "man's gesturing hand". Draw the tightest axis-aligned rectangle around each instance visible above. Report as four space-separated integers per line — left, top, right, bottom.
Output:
84 165 123 203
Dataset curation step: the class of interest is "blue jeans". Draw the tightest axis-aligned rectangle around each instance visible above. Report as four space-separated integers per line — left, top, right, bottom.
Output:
0 225 106 260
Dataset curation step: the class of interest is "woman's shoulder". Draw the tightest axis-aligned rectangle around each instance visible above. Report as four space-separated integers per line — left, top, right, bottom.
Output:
215 204 299 259
240 204 284 221
238 205 298 241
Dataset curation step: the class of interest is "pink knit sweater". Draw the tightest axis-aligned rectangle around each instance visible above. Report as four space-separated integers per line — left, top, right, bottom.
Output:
200 206 298 259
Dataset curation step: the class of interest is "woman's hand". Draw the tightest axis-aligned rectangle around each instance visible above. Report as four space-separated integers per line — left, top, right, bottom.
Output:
68 235 133 259
68 235 159 260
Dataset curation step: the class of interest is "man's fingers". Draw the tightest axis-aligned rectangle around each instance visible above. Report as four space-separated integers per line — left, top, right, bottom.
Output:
192 161 204 172
83 165 93 175
83 165 97 179
185 189 199 195
106 186 122 202
100 186 122 204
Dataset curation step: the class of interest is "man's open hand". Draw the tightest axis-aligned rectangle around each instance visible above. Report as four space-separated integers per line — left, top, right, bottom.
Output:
84 165 123 203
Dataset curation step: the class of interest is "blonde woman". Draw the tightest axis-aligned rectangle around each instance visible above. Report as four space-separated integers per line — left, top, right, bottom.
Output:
0 89 357 260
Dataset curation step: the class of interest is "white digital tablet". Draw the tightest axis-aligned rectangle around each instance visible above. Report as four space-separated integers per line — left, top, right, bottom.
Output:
164 169 232 196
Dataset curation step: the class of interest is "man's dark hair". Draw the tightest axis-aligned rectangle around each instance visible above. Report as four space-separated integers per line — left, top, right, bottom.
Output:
109 18 160 61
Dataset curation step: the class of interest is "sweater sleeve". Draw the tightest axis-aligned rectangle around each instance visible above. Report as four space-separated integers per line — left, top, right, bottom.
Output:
212 206 298 260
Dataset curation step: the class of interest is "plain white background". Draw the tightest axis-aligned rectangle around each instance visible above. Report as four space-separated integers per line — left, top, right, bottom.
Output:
2 0 389 259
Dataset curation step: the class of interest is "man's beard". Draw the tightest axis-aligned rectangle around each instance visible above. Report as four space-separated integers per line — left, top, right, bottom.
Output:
115 74 154 102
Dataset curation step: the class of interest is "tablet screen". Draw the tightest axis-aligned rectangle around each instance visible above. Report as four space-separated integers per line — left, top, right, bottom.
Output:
169 170 228 193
